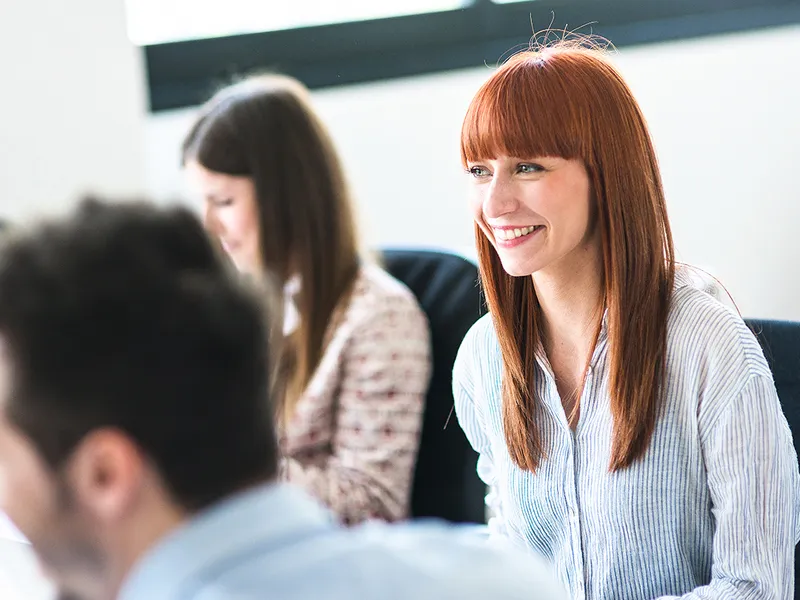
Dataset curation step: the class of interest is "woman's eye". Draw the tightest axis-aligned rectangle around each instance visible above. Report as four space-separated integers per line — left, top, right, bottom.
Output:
212 198 234 208
518 163 544 174
468 166 491 178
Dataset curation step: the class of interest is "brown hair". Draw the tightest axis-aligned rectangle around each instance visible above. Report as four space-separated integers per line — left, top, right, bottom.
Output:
0 198 280 510
182 74 361 418
461 41 675 472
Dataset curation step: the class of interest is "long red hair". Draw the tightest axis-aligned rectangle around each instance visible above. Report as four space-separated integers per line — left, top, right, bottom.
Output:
461 42 675 472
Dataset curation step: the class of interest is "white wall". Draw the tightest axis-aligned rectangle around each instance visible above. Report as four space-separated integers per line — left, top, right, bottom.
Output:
146 25 800 321
0 0 147 221
2 2 796 320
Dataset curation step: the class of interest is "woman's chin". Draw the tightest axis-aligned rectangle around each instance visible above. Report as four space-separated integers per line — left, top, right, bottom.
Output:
498 257 539 278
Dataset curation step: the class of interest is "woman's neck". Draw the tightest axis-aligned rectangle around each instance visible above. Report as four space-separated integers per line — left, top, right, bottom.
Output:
532 245 604 367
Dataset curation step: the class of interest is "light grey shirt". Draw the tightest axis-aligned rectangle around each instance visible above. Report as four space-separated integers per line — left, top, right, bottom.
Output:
453 277 800 599
118 483 566 600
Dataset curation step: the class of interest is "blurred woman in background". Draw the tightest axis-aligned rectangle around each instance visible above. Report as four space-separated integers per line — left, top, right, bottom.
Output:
453 40 799 599
183 74 431 525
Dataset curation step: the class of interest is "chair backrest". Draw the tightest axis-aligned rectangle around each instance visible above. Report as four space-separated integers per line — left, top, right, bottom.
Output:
746 319 800 454
745 318 800 600
381 249 486 523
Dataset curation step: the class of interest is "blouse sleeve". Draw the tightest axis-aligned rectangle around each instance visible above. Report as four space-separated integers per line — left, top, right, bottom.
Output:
452 326 511 545
654 374 800 599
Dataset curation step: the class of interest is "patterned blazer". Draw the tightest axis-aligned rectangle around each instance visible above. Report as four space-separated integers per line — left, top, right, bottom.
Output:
279 264 432 524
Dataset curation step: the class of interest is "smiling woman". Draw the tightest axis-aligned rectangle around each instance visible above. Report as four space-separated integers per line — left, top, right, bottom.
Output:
452 38 800 600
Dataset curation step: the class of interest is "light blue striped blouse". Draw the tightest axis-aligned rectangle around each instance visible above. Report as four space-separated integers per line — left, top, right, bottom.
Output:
453 276 800 599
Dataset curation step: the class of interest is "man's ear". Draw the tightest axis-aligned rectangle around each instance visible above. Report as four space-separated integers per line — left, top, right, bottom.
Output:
64 429 145 522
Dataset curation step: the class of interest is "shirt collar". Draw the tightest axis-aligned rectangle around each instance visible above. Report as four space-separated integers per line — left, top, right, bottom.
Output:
283 275 302 336
591 307 609 368
118 483 333 600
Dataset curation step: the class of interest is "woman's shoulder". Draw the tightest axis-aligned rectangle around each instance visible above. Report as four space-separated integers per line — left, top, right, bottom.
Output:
453 314 502 388
354 263 422 306
460 313 500 355
335 263 430 339
668 271 771 380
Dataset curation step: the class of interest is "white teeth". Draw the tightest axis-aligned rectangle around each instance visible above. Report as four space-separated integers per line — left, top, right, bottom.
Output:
495 226 538 240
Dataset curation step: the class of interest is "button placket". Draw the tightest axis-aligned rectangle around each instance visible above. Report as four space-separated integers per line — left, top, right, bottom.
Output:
568 433 585 599
570 367 594 600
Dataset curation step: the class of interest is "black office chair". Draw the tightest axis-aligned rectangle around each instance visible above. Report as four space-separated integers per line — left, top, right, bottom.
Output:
381 249 487 524
746 318 800 600
747 319 800 453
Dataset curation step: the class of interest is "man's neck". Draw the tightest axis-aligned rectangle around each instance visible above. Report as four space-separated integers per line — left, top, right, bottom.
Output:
106 501 187 600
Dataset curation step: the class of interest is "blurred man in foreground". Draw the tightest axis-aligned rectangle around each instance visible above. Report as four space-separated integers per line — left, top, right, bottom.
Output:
0 198 564 600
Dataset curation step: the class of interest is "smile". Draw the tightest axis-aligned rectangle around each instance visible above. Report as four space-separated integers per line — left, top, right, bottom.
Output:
492 225 543 242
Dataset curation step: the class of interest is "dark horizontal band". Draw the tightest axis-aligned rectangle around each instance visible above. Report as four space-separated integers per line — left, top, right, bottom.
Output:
144 0 800 112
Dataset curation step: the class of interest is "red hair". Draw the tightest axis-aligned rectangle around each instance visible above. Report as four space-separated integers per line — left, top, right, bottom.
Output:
461 42 675 472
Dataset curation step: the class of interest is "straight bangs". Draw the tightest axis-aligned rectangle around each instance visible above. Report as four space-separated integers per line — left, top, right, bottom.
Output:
460 53 589 166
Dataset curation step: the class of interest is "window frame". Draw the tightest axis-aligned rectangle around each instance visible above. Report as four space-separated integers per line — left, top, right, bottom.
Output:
142 0 800 112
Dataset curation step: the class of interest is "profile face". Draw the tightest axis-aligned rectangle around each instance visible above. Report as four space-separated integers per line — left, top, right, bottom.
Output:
185 160 263 277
